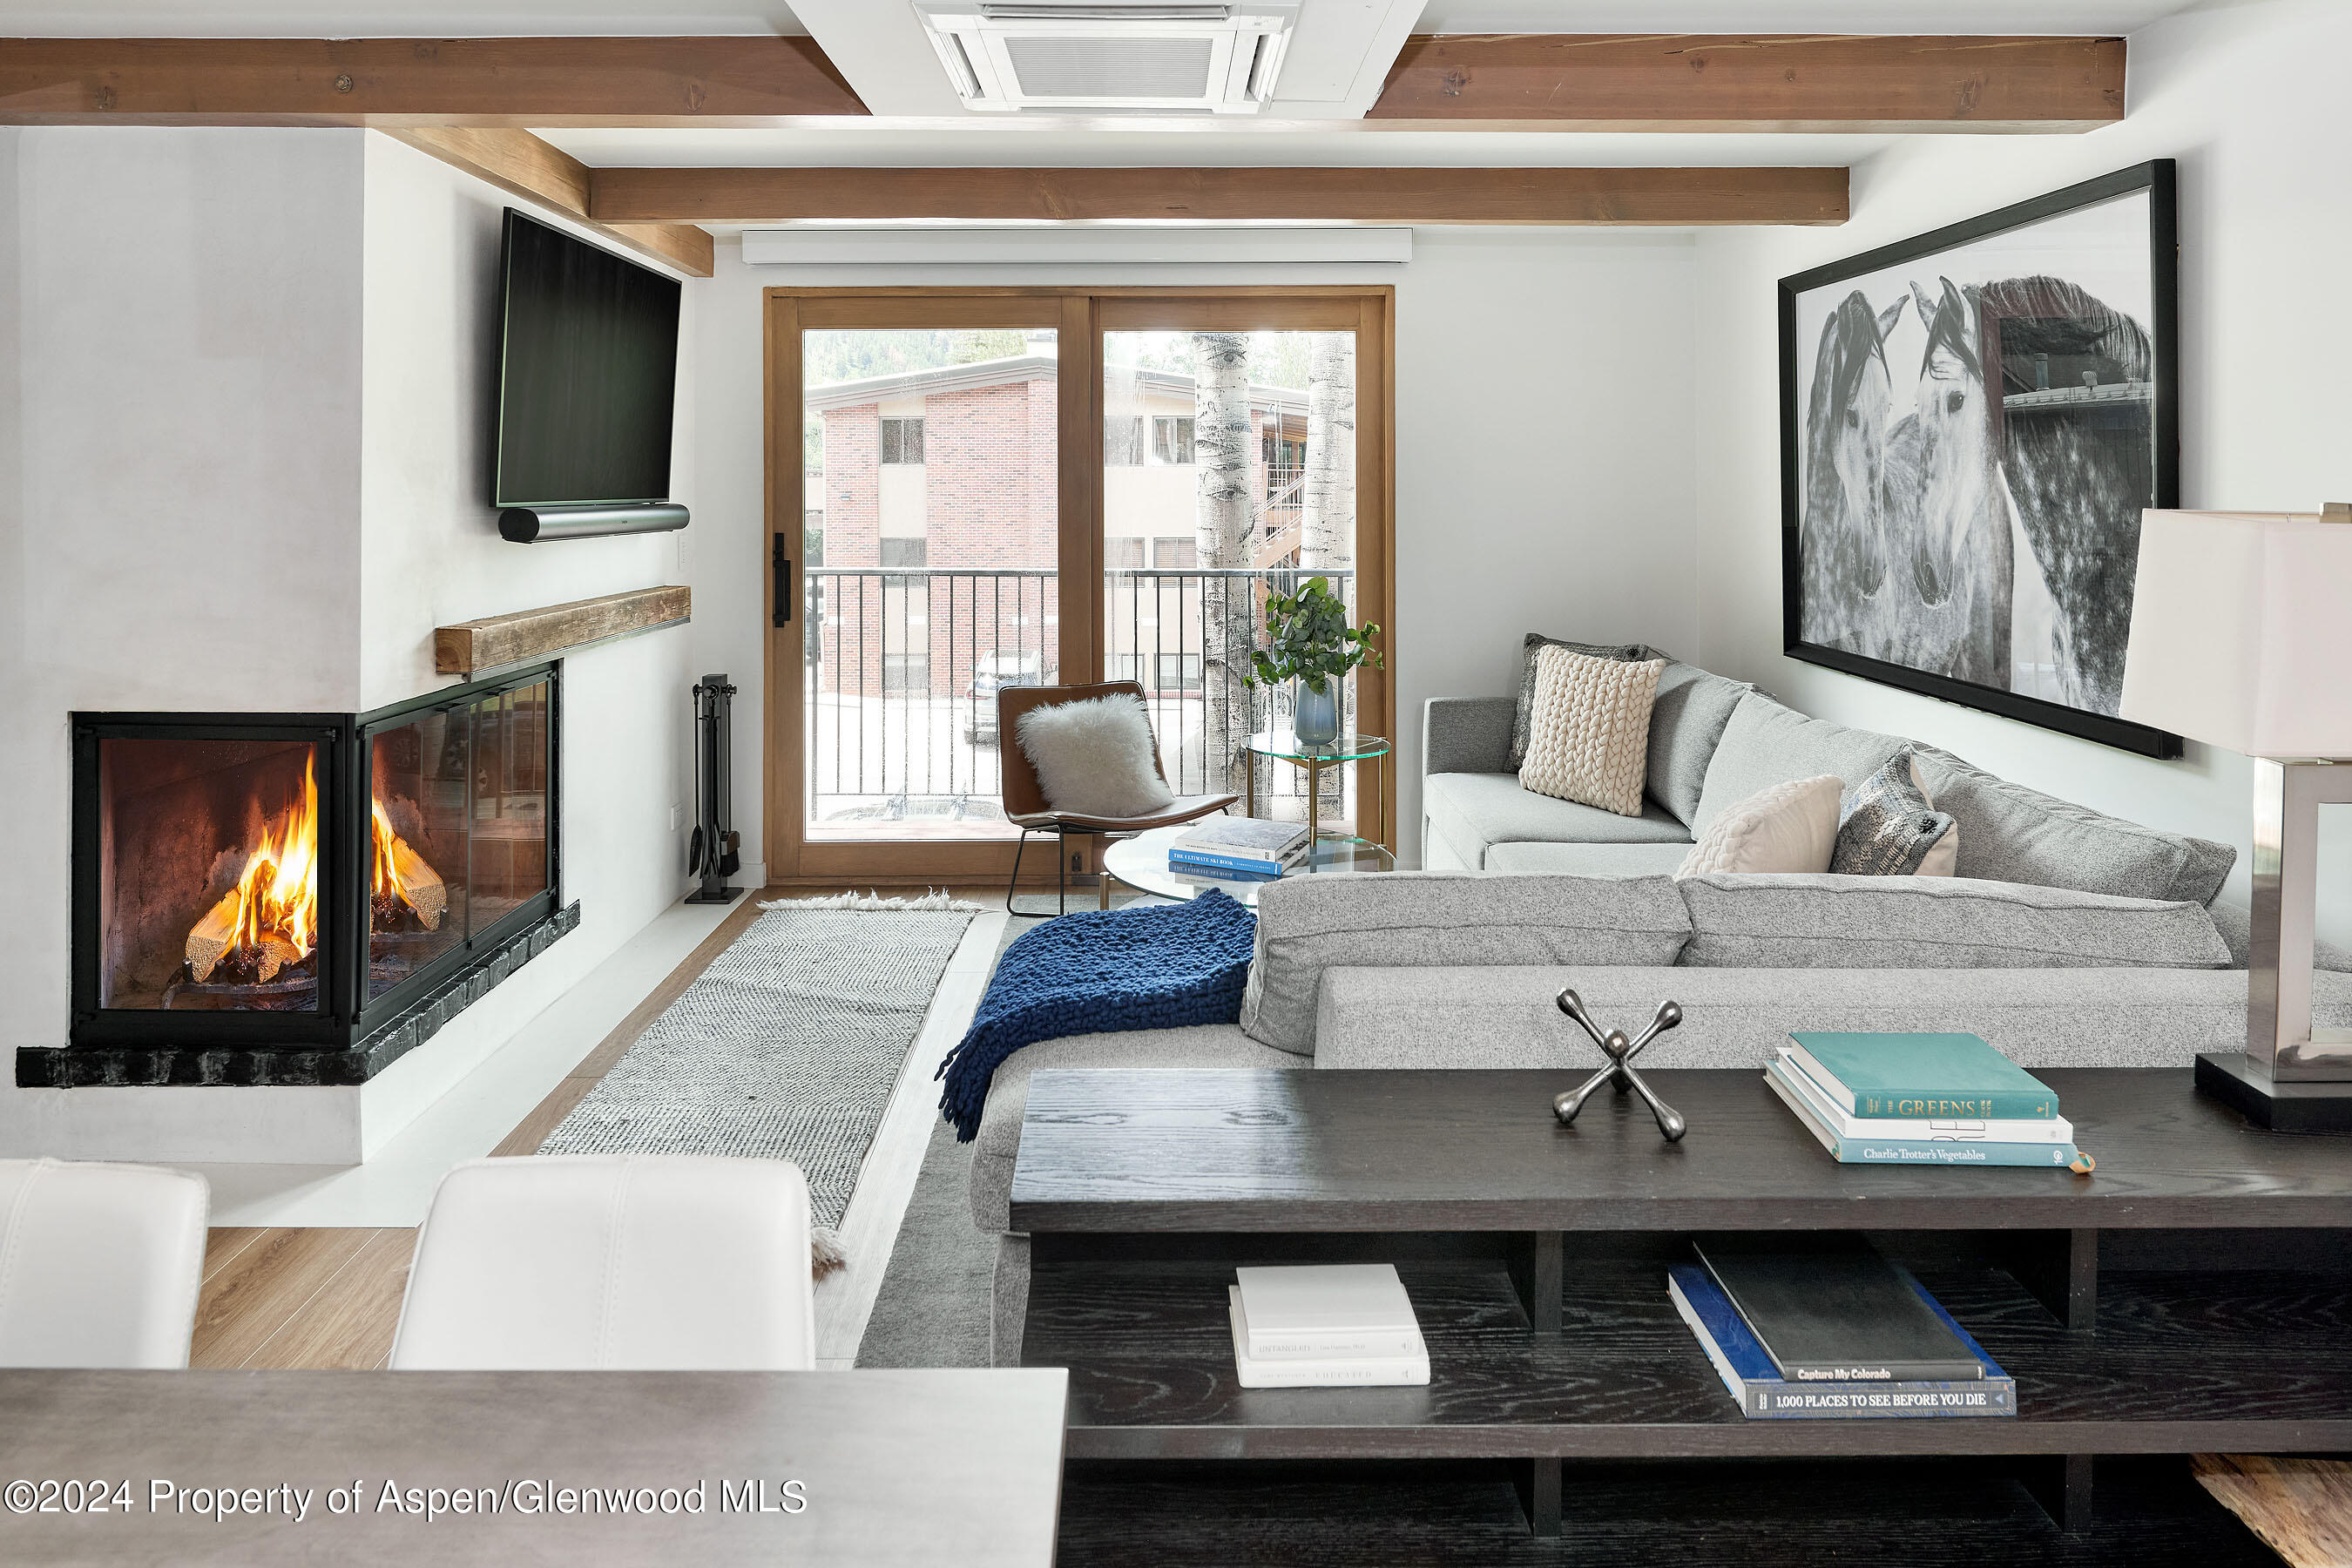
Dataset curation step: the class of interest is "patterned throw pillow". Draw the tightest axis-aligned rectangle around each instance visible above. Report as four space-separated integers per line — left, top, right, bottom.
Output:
1832 754 1959 876
1675 775 1843 876
1517 647 1665 818
1508 632 1645 771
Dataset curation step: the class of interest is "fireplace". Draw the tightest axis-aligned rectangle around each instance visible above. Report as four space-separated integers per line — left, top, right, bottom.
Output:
36 665 578 1088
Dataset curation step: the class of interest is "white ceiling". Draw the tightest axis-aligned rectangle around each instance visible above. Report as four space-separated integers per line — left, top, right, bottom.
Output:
0 0 2211 171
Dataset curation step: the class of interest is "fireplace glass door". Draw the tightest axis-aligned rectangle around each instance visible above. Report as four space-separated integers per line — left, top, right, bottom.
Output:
363 676 551 1004
96 735 330 1013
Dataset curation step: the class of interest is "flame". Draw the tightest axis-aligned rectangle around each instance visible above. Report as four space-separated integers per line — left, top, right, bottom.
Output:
187 760 445 987
372 797 445 932
371 799 406 907
226 753 321 962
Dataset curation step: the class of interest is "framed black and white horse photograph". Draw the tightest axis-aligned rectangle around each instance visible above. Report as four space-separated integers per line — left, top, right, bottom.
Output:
1778 160 2180 757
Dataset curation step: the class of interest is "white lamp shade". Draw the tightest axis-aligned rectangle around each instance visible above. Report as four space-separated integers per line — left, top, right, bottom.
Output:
2119 509 2352 758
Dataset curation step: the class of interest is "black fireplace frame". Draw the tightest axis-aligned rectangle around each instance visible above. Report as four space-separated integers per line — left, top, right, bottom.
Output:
38 662 576 1088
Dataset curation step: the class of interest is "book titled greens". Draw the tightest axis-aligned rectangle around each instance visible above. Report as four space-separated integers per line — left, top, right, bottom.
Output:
1786 1032 2059 1121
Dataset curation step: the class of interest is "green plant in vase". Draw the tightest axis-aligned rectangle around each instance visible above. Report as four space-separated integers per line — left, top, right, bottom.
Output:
1246 576 1382 747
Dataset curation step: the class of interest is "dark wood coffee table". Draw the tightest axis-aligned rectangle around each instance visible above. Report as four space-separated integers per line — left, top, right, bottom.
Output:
1010 1067 2352 1538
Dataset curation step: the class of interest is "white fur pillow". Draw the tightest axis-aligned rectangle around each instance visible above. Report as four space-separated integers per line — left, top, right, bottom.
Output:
1676 775 1842 877
1015 693 1175 819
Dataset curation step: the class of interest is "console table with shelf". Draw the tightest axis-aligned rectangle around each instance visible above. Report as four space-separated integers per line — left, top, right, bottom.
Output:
1010 1067 2352 1544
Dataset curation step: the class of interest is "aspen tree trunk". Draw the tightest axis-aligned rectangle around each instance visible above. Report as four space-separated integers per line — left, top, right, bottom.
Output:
1301 335 1355 571
1193 332 1257 795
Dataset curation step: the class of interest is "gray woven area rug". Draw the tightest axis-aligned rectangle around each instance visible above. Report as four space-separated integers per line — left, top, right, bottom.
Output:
538 894 977 1241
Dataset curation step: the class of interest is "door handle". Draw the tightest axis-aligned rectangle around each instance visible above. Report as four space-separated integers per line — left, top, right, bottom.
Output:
773 535 793 626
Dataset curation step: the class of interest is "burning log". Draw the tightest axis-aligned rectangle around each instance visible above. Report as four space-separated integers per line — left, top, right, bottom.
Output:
256 936 303 984
185 889 242 984
385 835 445 930
372 801 445 932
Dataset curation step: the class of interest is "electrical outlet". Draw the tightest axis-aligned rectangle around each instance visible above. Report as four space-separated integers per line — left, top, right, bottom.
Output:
668 804 682 832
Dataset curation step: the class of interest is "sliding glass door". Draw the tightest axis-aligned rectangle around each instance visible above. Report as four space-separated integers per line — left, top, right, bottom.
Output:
1101 313 1377 835
764 289 1389 886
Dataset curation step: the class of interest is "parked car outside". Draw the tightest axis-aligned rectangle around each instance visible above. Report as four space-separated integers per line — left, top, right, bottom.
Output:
964 652 1051 745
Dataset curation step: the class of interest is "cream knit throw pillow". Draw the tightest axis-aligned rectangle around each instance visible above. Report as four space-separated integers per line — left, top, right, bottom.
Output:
1517 646 1666 818
1676 775 1843 876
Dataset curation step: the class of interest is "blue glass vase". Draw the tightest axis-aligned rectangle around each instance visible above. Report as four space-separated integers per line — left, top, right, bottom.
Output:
1293 679 1341 746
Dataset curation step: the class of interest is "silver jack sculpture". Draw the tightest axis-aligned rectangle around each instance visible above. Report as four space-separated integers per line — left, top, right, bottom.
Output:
1551 989 1687 1142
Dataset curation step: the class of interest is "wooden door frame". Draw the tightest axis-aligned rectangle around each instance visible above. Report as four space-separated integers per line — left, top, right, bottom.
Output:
761 285 1396 888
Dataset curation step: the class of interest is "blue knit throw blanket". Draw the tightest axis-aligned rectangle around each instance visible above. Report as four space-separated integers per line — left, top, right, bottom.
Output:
936 891 1257 1142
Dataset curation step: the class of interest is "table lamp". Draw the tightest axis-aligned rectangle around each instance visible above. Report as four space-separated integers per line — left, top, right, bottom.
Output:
2119 505 2352 1129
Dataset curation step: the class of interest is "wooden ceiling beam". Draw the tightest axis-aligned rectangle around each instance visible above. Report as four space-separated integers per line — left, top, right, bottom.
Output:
390 127 713 277
0 37 866 125
590 165 1848 226
1369 34 2126 132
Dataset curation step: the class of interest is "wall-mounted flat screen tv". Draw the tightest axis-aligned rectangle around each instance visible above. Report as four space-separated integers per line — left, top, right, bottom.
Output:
493 208 682 508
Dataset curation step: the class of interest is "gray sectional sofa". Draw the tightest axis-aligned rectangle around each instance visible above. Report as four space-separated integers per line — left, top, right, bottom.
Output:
970 649 2342 1365
1423 648 2236 908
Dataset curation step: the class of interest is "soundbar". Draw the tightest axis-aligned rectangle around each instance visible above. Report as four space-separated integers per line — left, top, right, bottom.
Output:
499 503 690 542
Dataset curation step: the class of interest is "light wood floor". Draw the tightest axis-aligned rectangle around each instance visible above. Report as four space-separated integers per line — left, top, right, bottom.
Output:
192 883 1017 1370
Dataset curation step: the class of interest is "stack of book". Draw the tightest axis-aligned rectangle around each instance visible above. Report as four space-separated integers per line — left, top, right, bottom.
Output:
1670 1239 2015 1420
1766 1031 2080 1168
1227 1264 1429 1388
1169 818 1310 882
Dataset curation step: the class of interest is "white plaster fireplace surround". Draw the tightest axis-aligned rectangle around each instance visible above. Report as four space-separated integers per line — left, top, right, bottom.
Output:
0 126 698 1163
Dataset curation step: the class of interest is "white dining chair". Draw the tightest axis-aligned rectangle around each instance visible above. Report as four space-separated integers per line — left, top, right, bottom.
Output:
0 1158 209 1369
390 1153 818 1371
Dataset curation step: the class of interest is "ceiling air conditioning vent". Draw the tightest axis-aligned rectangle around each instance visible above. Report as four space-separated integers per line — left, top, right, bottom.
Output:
916 1 1296 113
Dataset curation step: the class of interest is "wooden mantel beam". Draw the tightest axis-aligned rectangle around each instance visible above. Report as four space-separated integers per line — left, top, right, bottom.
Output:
390 127 713 277
1370 34 2126 132
590 166 1850 227
0 36 867 125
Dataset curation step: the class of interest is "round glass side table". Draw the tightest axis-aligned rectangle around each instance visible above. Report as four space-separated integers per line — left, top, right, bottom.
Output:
1103 825 1396 908
1241 729 1391 848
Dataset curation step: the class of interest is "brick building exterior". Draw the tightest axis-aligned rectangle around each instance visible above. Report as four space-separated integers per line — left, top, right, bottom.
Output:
804 353 1306 706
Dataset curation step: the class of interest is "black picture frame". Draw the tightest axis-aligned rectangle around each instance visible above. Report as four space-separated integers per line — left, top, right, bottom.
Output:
1778 159 2180 759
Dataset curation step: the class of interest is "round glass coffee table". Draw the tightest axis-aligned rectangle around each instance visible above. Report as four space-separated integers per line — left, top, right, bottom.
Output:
1102 824 1395 909
1242 729 1392 848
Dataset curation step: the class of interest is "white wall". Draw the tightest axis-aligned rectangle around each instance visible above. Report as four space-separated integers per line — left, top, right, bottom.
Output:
690 228 1700 868
1690 0 2352 933
351 135 697 1157
0 127 368 1159
0 128 696 1161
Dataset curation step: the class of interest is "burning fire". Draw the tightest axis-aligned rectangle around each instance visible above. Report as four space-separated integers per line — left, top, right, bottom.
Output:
371 798 448 934
183 756 444 987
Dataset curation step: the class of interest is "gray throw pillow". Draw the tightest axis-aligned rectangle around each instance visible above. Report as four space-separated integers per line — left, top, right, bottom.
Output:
1690 693 1909 839
1832 754 1957 876
1240 872 1693 1055
1508 633 1642 772
1910 747 2237 905
1645 661 1754 827
1676 874 2233 970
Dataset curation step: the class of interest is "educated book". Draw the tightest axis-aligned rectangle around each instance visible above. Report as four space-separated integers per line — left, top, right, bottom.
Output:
1693 1238 1987 1383
1767 1065 2082 1167
1169 862 1283 887
1233 1264 1420 1358
1787 1031 2061 1121
1668 1265 2014 1420
1227 1288 1429 1387
1168 849 1291 879
1773 1050 2073 1143
1174 818 1309 865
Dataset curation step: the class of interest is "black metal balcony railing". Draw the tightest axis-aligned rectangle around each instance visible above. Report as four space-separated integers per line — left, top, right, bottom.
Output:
801 566 1355 819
